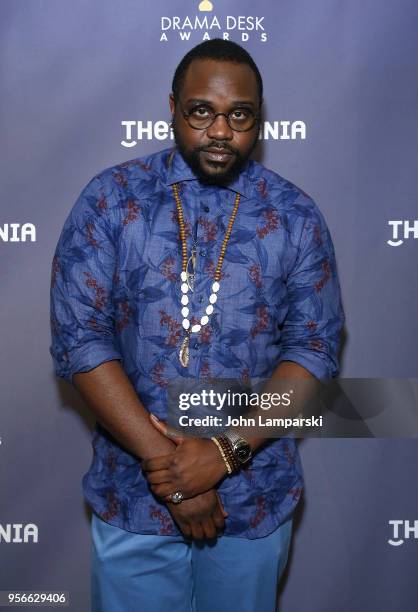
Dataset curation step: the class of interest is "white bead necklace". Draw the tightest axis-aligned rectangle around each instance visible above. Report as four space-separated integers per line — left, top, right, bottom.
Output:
172 183 241 367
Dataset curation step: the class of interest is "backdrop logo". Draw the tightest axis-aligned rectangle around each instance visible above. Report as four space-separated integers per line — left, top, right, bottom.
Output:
121 120 306 146
387 220 418 246
160 4 267 43
388 520 418 546
199 0 213 11
0 524 38 543
0 223 36 242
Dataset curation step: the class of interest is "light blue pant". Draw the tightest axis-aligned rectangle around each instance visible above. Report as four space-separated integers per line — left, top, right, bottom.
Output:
91 513 292 612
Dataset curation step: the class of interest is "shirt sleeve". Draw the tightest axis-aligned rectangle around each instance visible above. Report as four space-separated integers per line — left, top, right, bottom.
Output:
49 175 122 385
279 199 345 379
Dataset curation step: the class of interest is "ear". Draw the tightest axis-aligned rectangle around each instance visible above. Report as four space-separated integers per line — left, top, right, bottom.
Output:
169 93 175 117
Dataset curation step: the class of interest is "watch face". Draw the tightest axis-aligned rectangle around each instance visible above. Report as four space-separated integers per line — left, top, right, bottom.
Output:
235 441 251 463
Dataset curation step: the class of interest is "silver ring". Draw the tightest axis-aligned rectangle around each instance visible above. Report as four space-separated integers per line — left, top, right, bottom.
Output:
170 491 184 504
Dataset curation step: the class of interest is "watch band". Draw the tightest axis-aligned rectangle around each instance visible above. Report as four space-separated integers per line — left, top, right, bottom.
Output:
223 430 244 447
222 431 252 465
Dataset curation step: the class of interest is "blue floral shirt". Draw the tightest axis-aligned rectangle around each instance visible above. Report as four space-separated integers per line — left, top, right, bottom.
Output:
50 146 344 538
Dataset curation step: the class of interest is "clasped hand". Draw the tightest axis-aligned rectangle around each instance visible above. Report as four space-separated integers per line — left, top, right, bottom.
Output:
141 414 228 501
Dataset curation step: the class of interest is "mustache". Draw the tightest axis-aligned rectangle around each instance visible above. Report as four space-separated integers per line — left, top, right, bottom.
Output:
197 142 240 155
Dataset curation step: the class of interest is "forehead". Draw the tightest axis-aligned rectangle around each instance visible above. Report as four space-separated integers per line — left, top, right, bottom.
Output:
180 59 259 105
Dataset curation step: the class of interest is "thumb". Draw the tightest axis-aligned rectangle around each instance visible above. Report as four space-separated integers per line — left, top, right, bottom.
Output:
215 491 228 518
149 413 184 446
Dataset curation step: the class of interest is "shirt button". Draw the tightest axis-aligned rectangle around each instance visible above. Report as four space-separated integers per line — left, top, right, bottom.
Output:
193 342 199 349
203 205 210 213
199 250 206 257
198 295 204 303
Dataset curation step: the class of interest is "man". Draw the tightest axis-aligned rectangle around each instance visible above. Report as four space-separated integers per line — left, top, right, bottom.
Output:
50 39 344 612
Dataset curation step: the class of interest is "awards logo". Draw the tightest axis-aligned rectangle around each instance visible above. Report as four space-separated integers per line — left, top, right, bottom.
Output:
160 1 268 43
198 0 213 11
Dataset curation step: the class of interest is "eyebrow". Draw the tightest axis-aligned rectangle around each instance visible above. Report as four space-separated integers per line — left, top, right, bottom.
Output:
184 98 256 109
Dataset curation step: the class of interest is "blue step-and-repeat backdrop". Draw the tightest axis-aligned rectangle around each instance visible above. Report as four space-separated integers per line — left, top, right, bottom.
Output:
1 1 417 610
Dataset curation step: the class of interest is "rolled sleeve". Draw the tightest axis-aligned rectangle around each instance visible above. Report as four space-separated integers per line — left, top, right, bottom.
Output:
280 200 345 380
49 176 122 385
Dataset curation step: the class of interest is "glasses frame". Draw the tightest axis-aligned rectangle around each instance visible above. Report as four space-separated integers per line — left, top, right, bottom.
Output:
177 100 261 133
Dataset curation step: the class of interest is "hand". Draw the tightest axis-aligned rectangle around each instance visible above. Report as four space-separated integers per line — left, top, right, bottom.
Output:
167 489 228 540
142 414 228 501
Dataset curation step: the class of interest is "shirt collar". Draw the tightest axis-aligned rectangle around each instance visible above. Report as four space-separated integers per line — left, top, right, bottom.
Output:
165 147 254 199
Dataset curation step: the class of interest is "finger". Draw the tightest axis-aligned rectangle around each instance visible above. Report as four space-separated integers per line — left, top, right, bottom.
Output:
141 455 174 472
191 522 204 541
151 483 177 499
202 517 217 540
215 491 228 517
176 519 192 540
181 526 192 540
150 414 185 446
146 469 172 485
212 505 225 532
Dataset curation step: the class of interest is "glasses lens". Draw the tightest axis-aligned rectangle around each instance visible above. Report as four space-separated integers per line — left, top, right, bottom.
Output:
187 107 214 129
228 109 256 131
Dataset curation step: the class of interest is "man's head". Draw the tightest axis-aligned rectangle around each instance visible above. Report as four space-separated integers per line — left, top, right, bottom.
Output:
169 39 263 186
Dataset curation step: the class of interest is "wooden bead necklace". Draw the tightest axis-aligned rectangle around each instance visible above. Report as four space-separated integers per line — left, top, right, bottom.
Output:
172 182 241 367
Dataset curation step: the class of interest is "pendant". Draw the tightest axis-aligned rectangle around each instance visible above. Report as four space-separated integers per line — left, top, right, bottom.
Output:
179 334 190 367
186 268 195 292
186 247 196 292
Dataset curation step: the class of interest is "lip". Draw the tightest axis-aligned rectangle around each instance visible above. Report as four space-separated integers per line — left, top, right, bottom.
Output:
201 148 234 163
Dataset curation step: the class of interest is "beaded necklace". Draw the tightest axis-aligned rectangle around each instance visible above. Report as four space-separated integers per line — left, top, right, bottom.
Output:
172 182 241 367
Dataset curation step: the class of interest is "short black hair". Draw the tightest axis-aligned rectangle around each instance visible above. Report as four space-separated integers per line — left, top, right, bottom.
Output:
172 38 263 105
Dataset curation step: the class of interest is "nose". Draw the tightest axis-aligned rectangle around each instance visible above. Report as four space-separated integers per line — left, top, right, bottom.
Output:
206 113 233 140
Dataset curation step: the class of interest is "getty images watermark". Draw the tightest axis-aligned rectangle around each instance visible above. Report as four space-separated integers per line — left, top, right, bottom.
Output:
388 520 418 546
168 383 324 434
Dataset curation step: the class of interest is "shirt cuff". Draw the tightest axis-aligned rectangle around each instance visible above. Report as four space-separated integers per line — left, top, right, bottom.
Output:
278 348 339 380
56 340 122 385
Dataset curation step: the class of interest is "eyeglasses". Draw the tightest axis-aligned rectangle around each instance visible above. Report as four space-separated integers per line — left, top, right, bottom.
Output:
178 101 260 132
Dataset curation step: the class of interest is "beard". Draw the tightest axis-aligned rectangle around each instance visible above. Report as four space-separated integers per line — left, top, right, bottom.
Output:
172 118 258 187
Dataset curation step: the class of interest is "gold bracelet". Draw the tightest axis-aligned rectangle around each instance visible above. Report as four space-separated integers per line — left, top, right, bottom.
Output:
217 434 240 472
211 436 233 474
